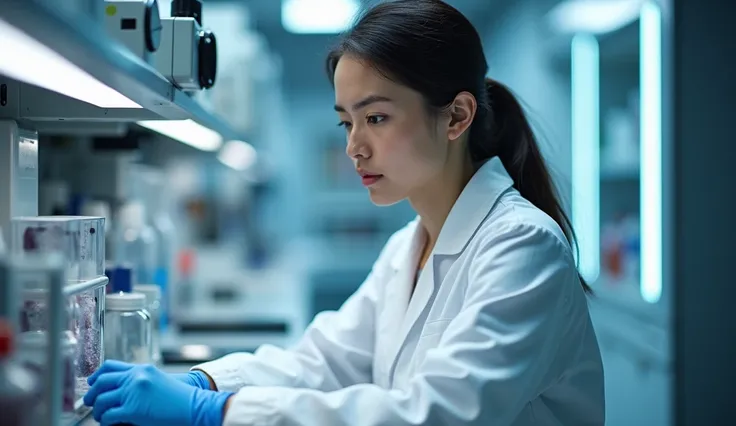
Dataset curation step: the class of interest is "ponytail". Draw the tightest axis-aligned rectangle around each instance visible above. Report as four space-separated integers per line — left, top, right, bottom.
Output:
472 78 592 293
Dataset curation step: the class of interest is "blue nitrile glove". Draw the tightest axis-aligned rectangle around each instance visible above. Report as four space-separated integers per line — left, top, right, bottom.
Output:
84 360 233 426
171 370 212 389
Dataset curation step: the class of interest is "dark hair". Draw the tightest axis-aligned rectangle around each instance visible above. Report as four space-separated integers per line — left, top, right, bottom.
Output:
326 0 590 293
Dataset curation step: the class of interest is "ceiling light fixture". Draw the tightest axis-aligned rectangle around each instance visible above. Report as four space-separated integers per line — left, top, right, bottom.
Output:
281 0 360 34
137 119 223 151
0 17 141 109
548 0 643 34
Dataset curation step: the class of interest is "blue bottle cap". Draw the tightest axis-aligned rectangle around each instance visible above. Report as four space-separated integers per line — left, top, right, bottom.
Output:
111 264 133 293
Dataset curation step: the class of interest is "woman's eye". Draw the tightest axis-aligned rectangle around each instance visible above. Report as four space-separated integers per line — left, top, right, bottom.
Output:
367 115 387 125
337 121 352 129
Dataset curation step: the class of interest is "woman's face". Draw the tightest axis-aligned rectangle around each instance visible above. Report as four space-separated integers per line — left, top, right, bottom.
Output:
333 56 450 206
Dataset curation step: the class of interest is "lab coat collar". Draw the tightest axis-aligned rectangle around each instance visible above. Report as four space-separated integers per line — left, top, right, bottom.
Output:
433 156 514 255
389 219 421 272
388 157 513 270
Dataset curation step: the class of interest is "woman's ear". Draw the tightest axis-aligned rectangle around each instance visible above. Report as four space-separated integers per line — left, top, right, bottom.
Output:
447 91 477 141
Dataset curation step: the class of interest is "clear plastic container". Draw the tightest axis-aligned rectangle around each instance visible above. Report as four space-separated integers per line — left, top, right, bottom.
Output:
14 271 105 401
0 320 41 426
15 271 105 412
17 330 77 421
134 284 161 365
75 288 105 393
19 288 79 334
80 200 113 262
105 292 152 364
10 216 107 400
11 216 105 282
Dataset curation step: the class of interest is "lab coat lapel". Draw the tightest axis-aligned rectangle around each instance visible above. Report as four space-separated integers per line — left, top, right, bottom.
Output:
387 256 435 382
382 221 424 367
385 157 515 383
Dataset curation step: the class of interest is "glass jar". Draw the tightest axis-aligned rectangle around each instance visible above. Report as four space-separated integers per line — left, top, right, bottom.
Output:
17 330 78 419
104 293 151 364
134 284 161 365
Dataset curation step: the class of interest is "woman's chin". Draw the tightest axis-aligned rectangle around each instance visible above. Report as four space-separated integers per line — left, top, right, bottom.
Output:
368 190 403 207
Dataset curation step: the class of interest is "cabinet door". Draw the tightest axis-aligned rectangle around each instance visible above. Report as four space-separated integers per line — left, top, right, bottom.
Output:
601 345 671 425
593 305 672 426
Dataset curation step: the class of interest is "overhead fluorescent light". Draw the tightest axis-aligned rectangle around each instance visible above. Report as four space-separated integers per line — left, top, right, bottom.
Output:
137 119 223 151
0 17 141 109
571 34 600 283
217 140 257 171
639 0 662 304
548 0 642 34
282 0 360 34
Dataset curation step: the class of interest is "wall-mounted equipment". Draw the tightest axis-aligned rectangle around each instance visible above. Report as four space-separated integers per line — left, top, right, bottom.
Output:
154 0 218 92
104 0 163 65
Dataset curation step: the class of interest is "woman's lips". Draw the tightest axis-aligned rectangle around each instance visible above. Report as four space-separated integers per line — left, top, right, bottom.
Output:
361 175 383 186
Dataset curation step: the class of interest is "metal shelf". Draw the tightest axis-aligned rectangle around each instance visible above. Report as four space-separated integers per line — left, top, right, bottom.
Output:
0 0 245 142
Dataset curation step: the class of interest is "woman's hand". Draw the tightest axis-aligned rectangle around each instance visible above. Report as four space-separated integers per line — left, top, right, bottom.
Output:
84 360 233 426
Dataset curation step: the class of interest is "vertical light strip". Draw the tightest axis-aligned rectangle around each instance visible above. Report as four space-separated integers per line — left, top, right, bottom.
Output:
640 1 663 303
571 34 600 283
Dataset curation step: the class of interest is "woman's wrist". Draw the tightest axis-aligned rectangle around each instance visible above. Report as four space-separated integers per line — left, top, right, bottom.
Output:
223 394 235 421
190 369 218 390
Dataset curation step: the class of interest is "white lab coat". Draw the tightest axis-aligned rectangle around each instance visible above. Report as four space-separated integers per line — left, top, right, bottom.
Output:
194 157 605 426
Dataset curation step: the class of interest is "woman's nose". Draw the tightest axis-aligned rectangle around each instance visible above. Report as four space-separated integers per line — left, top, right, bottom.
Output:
346 131 370 159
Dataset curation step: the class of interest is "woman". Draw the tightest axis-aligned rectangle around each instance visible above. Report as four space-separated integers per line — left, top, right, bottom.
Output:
83 1 605 425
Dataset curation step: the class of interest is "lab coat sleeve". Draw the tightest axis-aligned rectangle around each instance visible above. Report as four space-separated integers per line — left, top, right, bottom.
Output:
192 230 406 393
220 222 578 426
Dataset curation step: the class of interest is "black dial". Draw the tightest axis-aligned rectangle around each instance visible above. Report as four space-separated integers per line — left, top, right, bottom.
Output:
198 29 217 89
144 0 162 52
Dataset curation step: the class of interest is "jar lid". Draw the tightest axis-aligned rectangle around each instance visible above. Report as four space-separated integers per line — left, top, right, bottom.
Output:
134 284 161 304
19 330 77 348
106 292 146 311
